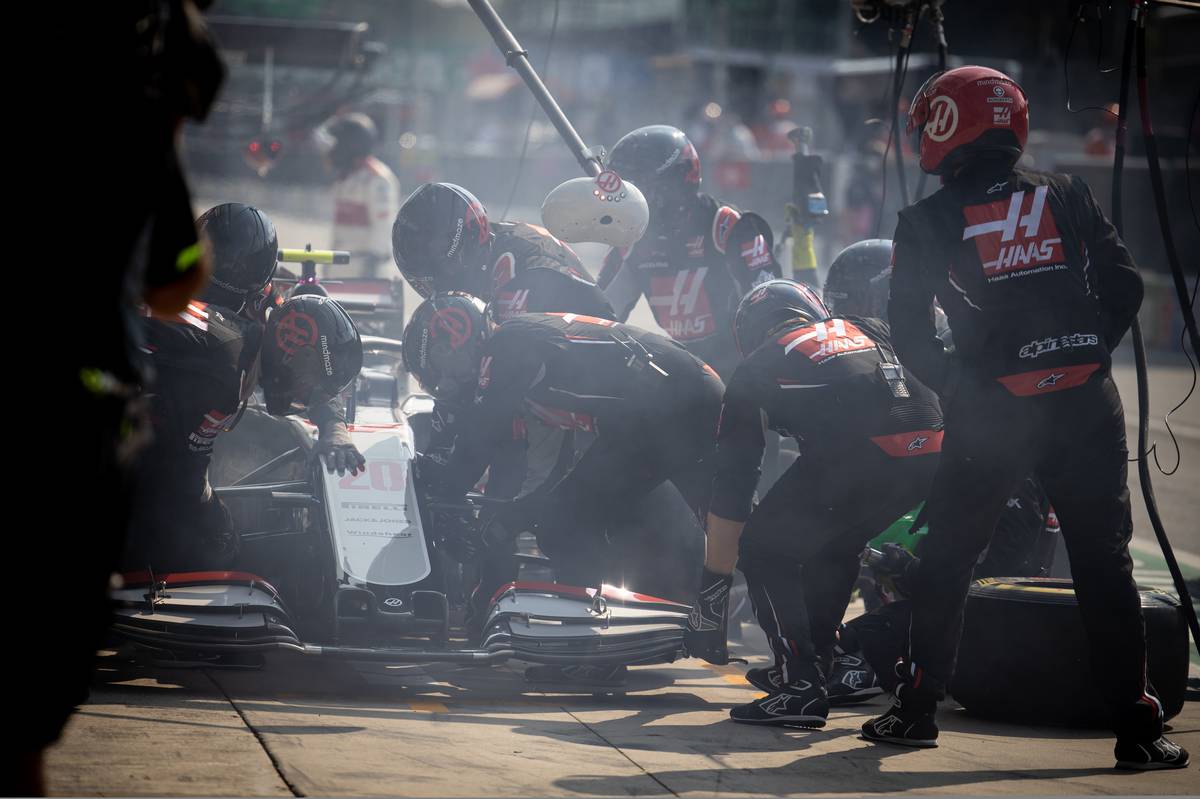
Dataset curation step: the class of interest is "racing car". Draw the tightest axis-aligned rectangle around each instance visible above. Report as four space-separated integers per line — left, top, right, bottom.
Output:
110 336 697 671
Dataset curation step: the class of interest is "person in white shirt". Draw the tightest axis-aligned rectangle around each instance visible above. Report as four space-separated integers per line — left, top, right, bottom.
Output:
319 113 401 280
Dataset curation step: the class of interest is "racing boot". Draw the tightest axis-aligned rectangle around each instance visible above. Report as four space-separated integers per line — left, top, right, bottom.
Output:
1113 690 1189 770
730 660 829 727
861 661 941 748
826 648 883 706
745 664 784 694
1114 737 1190 770
685 568 733 665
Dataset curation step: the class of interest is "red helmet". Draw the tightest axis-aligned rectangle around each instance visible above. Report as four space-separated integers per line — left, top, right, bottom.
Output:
907 66 1028 176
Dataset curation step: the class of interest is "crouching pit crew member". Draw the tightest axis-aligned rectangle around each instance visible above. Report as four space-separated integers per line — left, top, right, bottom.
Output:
403 294 723 669
127 204 365 573
392 181 613 323
688 279 943 727
862 65 1188 770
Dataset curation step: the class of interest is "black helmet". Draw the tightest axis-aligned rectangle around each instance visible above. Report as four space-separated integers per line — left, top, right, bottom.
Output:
733 279 830 357
392 183 492 299
197 203 279 312
401 292 488 402
325 112 378 171
823 239 894 321
607 125 701 229
261 295 362 415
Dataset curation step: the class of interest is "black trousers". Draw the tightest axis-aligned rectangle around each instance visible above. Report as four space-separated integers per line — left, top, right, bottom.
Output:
909 373 1161 740
738 442 938 684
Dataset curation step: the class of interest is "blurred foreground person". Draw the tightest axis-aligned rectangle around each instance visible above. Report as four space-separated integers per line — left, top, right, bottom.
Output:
22 2 225 794
127 206 365 573
863 65 1187 770
392 182 612 321
691 280 943 726
598 125 781 378
404 295 721 678
320 112 402 280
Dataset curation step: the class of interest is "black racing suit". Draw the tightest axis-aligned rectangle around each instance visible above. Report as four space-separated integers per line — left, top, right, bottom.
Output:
888 165 1157 740
127 303 347 573
712 316 942 681
424 313 724 598
599 194 780 380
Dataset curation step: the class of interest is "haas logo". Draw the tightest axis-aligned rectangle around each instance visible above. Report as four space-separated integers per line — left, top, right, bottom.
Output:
275 310 317 355
963 186 1065 281
649 269 714 341
779 319 874 365
925 96 959 142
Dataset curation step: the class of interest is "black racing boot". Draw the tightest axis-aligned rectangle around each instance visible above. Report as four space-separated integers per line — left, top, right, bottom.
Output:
730 662 829 728
826 649 883 706
861 661 940 748
745 665 784 693
685 569 733 665
1114 736 1190 770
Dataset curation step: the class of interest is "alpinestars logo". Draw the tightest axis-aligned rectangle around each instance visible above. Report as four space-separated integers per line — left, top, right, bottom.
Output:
907 434 930 451
649 268 714 340
962 186 1065 281
1036 372 1067 389
758 694 793 715
1018 333 1099 359
871 714 903 736
840 670 866 689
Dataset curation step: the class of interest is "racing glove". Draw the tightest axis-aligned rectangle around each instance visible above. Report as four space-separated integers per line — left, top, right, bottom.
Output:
318 422 366 476
685 568 733 665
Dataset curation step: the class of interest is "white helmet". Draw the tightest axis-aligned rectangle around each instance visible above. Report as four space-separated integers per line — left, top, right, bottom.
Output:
541 171 650 250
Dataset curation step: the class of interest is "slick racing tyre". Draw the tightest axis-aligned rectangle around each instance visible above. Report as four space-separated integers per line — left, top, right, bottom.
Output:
951 577 1189 727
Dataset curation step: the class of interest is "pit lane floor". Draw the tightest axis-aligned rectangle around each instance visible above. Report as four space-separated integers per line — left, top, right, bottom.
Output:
47 608 1198 797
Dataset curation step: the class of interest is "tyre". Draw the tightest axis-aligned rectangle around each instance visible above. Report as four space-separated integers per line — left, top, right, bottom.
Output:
951 577 1189 727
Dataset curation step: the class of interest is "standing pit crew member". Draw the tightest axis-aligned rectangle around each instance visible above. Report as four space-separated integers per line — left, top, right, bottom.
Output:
403 294 723 612
861 65 1187 770
320 113 402 280
127 204 365 573
598 125 782 379
690 280 944 727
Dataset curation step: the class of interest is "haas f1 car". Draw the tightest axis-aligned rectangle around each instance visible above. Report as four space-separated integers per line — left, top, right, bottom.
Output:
111 340 696 670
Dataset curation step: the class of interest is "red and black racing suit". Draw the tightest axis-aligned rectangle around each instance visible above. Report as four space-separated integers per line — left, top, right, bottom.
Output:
422 220 615 490
888 165 1158 739
599 194 780 380
127 303 345 573
423 313 724 599
712 315 943 679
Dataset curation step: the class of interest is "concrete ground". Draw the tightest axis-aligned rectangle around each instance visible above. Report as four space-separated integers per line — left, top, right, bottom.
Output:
47 609 1198 797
